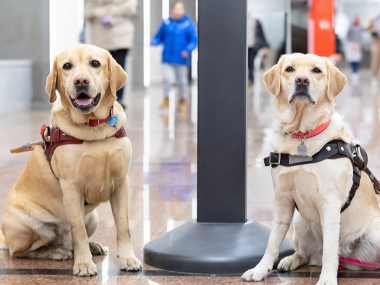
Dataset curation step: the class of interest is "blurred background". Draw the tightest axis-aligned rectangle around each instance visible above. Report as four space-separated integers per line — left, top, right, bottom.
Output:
3 0 380 111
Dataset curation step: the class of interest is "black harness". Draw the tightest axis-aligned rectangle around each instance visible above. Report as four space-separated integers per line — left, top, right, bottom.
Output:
264 140 380 213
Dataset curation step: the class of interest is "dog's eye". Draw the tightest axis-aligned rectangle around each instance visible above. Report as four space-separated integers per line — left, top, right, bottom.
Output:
63 63 72 70
285 66 294 72
91 60 101 68
313 67 322 73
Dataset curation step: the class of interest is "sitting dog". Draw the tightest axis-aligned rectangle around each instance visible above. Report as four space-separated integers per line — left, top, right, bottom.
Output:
242 53 380 285
0 45 142 276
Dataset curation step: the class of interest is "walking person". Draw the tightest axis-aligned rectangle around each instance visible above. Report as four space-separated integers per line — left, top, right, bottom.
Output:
151 1 197 111
365 14 380 88
247 10 269 86
84 0 137 109
346 17 363 84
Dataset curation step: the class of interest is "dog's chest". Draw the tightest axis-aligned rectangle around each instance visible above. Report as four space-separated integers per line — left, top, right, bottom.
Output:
272 160 351 223
56 139 129 203
80 146 125 202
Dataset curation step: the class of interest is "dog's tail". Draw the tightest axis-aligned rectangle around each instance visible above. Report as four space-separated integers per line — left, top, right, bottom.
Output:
0 231 8 250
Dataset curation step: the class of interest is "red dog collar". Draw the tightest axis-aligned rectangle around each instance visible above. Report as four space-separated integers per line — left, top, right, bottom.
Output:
289 119 331 139
87 106 114 127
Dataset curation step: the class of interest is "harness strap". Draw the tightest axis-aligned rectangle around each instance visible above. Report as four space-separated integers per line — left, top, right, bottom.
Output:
264 141 355 167
263 140 379 214
41 126 127 179
355 146 380 194
341 164 361 212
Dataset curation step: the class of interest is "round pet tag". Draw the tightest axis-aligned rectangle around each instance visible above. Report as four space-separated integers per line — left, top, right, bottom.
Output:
297 144 307 155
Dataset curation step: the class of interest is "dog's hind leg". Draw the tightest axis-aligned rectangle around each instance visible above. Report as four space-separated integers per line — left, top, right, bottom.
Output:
0 232 8 250
4 222 72 260
84 210 107 256
2 210 72 261
85 210 99 238
22 245 73 260
341 216 380 269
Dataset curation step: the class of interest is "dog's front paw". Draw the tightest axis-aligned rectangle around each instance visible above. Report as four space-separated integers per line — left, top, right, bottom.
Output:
120 256 143 271
89 241 107 255
73 260 97 277
278 255 302 271
316 278 337 285
241 268 270 282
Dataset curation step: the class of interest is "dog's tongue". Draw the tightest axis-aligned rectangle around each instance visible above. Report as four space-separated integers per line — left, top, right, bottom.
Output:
75 98 92 106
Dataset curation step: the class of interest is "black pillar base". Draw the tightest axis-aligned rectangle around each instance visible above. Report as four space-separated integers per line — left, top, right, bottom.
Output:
143 219 294 274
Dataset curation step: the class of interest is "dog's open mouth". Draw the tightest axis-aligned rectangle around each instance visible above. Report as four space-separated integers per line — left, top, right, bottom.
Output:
70 93 101 112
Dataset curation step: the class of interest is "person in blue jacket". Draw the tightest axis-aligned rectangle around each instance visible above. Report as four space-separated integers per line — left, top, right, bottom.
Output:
151 1 197 111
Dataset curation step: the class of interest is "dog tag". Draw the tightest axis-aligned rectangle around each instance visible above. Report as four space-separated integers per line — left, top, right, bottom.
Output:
297 143 307 155
107 115 120 127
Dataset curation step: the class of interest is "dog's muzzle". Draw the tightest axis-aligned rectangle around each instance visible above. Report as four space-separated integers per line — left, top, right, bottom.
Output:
289 86 315 105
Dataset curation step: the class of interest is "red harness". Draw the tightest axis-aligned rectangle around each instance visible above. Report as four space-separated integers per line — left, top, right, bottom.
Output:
40 109 127 178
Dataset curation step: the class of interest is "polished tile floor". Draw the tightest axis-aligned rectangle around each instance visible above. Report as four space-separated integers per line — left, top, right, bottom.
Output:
1 69 380 284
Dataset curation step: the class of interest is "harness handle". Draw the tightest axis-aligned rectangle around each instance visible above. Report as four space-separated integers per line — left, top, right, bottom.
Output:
40 124 51 143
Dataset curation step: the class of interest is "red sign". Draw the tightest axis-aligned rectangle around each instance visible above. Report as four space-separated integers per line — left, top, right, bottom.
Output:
308 0 335 57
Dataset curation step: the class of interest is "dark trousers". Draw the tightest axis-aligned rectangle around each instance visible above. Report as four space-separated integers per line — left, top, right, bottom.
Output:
248 47 259 83
110 49 129 101
351 62 360 73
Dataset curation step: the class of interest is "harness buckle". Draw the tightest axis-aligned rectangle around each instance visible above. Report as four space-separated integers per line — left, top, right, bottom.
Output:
269 152 281 165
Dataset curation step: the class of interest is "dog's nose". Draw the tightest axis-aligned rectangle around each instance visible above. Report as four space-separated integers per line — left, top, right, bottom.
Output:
295 75 310 86
74 75 89 88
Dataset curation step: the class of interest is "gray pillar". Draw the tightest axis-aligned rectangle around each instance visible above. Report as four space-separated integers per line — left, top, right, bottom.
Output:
151 0 163 35
197 0 246 223
130 0 145 89
144 0 294 274
285 0 292 54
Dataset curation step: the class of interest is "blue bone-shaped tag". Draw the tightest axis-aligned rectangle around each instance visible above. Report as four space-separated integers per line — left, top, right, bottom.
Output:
107 115 120 127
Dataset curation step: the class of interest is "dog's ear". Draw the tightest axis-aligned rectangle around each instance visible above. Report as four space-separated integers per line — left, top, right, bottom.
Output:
46 56 58 103
326 58 347 100
263 55 285 96
108 52 128 99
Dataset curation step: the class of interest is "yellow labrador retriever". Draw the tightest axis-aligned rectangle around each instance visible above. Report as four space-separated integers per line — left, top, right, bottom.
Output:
0 44 142 276
242 53 380 284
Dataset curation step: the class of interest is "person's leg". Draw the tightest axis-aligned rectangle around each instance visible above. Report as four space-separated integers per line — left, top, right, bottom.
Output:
351 62 359 84
248 47 254 84
175 65 189 99
371 38 380 78
370 39 380 87
175 64 189 111
352 62 359 73
161 63 176 109
351 62 355 73
110 49 129 106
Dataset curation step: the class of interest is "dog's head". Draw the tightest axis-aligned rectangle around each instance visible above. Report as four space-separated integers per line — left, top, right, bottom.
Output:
45 45 127 115
263 53 347 107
